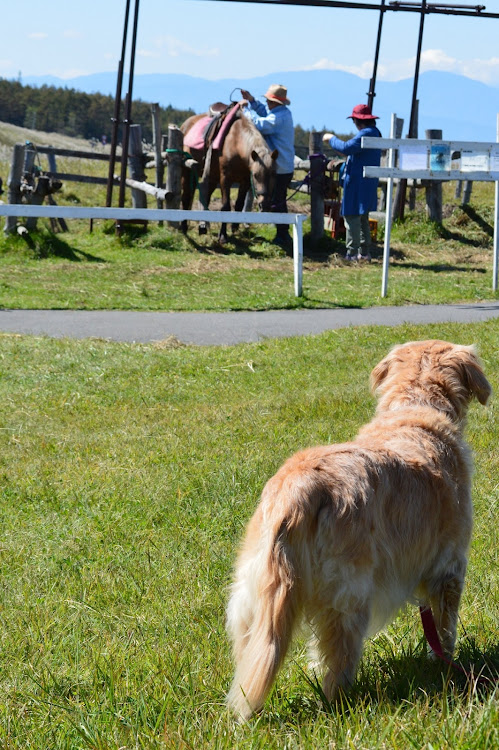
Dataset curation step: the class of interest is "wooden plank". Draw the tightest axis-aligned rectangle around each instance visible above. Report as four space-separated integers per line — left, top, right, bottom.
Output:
47 172 118 185
125 178 169 200
35 145 121 162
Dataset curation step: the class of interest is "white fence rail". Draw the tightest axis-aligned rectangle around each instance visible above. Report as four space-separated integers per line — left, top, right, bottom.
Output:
0 205 306 297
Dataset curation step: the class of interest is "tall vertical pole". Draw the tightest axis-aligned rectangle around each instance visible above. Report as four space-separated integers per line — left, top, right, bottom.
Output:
367 0 385 111
394 0 426 220
381 113 397 298
493 113 499 291
409 0 426 139
118 0 141 208
106 0 131 207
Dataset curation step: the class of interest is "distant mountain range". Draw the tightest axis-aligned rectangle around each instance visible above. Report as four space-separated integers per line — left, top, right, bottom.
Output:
21 69 499 142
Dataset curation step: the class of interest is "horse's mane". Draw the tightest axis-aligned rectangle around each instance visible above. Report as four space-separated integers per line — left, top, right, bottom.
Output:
238 115 272 154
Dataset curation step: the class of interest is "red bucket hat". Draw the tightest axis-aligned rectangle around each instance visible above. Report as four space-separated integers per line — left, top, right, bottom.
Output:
347 103 379 120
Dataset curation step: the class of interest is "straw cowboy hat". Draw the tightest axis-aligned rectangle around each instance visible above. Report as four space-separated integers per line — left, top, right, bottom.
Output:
264 84 290 106
347 103 379 119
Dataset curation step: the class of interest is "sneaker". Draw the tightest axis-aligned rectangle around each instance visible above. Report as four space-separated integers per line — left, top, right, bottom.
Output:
357 252 371 262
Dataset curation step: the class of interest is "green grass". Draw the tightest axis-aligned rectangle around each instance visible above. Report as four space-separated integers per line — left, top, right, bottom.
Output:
1 142 499 312
0 320 498 748
1 206 498 311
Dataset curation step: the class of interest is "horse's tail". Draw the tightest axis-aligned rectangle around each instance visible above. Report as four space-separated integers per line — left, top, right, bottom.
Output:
226 471 314 719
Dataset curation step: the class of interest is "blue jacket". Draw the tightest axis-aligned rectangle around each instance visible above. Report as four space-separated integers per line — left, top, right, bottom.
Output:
328 126 381 215
243 100 295 174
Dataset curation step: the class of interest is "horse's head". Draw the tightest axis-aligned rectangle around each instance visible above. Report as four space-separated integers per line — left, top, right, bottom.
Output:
249 148 278 211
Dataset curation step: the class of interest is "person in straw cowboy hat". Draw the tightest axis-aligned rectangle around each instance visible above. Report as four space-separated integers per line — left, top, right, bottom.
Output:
323 103 382 262
239 84 295 250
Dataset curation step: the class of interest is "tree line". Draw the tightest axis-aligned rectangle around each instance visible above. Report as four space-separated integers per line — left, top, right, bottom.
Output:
0 78 196 144
0 77 328 155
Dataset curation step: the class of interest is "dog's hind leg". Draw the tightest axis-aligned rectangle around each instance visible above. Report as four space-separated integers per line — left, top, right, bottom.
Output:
314 604 370 703
426 559 467 658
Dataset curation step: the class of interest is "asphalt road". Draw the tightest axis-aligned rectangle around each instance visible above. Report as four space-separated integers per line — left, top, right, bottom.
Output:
1 303 499 346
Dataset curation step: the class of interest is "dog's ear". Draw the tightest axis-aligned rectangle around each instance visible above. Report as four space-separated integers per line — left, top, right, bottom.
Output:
370 352 393 393
445 345 492 405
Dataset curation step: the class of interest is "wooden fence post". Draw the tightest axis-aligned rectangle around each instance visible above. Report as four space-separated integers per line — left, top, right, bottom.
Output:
309 131 325 243
151 103 164 214
128 124 147 210
425 128 443 222
47 147 57 174
462 180 473 205
165 125 184 227
23 145 41 230
4 143 25 235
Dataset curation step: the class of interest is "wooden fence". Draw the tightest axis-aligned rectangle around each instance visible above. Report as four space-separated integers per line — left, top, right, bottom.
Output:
2 104 479 245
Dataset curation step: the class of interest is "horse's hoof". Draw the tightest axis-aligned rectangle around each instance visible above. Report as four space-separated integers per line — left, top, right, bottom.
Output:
231 224 239 234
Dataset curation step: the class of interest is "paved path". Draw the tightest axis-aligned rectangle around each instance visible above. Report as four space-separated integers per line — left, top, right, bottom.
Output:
1 303 499 346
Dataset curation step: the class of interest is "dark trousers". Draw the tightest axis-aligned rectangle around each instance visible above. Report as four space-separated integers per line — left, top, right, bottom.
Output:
272 172 293 239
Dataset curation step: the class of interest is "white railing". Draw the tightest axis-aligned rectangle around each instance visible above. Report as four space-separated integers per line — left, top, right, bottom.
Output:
0 205 306 297
362 113 499 296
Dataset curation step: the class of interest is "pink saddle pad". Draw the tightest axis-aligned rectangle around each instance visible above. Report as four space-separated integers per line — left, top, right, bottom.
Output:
183 116 211 150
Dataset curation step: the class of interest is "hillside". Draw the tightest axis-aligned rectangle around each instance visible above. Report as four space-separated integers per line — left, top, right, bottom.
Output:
21 69 499 141
0 120 105 154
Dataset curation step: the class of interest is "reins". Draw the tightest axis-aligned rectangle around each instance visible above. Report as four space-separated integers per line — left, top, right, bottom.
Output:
419 605 498 686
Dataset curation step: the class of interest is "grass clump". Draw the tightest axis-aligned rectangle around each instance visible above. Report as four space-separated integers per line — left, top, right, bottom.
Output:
0 320 497 748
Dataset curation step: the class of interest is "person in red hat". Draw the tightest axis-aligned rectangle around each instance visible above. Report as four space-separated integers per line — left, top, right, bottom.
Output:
323 104 381 261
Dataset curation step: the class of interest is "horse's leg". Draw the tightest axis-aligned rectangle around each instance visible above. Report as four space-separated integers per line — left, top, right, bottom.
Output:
180 166 192 234
218 169 231 245
232 179 251 234
198 148 215 235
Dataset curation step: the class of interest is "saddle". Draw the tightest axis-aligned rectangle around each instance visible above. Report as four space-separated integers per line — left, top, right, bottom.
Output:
183 102 239 153
185 103 241 207
206 102 239 150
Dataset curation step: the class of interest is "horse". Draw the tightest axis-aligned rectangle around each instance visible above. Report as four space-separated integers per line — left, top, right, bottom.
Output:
180 108 277 244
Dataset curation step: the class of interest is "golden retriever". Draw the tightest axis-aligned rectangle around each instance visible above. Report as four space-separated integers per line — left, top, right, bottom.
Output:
226 340 491 719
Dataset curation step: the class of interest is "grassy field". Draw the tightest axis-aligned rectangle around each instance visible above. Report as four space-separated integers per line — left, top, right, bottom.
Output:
1 120 499 312
0 321 498 749
0 122 498 748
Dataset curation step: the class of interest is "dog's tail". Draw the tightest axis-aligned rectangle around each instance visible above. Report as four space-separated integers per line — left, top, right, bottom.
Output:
226 478 310 720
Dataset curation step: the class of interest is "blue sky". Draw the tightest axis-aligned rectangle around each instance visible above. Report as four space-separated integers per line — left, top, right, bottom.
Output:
2 0 499 86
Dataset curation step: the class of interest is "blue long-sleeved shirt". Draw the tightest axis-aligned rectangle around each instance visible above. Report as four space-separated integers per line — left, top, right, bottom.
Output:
243 99 295 174
328 126 381 215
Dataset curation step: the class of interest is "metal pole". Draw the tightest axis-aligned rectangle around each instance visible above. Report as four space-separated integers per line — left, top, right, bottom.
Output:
292 215 304 297
381 113 397 298
106 0 131 207
367 0 386 110
493 112 499 291
394 0 426 220
409 0 427 138
118 0 141 208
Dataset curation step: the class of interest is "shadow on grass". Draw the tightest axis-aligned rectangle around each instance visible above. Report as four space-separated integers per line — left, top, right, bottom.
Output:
271 642 499 724
183 228 283 261
24 231 106 263
461 205 494 237
387 245 487 274
390 259 488 274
